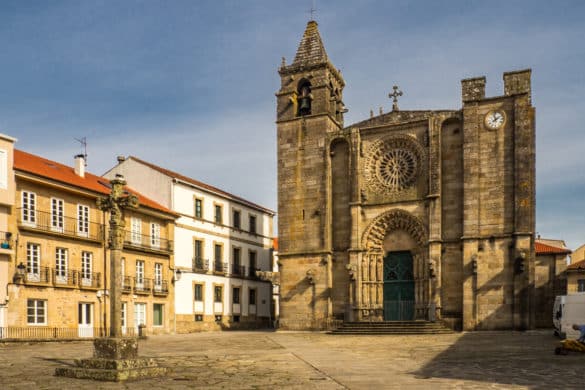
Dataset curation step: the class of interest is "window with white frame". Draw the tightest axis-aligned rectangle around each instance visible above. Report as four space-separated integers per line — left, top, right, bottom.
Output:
134 302 146 329
77 204 89 237
578 279 585 293
27 299 47 325
136 260 144 287
150 223 160 248
21 191 36 225
51 198 64 232
131 217 142 244
154 263 163 291
26 243 40 281
55 247 68 282
81 251 93 285
0 149 7 189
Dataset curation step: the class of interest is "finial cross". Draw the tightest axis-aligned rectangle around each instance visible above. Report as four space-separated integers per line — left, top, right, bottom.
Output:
308 0 317 20
388 85 403 112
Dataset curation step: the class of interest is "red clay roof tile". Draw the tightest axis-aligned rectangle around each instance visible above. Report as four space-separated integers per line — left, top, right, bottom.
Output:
14 149 176 217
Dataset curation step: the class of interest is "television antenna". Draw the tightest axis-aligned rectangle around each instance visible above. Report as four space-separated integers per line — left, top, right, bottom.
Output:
74 136 88 166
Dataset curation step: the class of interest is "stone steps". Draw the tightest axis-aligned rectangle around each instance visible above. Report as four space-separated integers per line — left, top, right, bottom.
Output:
329 321 454 335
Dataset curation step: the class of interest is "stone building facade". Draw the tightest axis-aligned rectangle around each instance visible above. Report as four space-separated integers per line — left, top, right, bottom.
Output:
277 21 536 331
3 148 176 338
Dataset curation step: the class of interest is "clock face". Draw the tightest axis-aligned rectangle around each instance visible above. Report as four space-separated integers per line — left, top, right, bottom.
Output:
485 110 506 130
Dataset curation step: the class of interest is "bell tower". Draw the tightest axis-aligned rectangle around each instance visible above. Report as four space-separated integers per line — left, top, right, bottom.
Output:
276 20 346 329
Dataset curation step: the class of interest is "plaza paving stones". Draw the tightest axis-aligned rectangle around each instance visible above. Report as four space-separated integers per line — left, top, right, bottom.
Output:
0 330 583 389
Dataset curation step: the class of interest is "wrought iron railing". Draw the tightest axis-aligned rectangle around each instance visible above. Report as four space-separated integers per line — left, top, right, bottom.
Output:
231 263 246 277
53 269 78 287
16 208 104 241
124 231 172 254
213 260 228 275
0 327 139 340
122 276 133 293
0 231 14 249
133 277 152 294
248 267 260 280
79 271 102 289
192 258 209 273
21 267 100 289
22 266 52 284
153 280 169 295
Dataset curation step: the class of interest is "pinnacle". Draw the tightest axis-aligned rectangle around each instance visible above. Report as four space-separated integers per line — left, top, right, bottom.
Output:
291 20 329 67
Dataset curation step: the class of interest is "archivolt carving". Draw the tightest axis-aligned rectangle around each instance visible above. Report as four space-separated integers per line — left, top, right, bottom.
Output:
364 134 426 195
362 209 427 251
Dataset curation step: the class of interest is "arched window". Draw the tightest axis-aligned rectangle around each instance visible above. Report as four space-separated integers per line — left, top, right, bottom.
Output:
297 80 312 116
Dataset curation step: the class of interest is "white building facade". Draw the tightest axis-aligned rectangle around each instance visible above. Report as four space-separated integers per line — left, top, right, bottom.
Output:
105 157 275 331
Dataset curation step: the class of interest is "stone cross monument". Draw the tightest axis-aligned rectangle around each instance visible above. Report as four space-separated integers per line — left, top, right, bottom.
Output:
97 173 138 337
56 174 168 381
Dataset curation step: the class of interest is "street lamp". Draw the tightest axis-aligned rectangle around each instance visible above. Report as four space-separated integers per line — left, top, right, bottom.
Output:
14 262 26 283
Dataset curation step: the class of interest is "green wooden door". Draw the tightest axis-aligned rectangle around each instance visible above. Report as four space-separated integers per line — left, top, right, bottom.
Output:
383 251 415 321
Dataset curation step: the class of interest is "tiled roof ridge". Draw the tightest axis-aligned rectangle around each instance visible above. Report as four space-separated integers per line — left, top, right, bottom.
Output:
567 259 585 271
535 241 571 255
292 20 328 67
14 149 176 216
126 156 275 215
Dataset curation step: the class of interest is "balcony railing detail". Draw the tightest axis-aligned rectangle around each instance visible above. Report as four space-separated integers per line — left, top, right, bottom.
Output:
17 208 104 241
23 266 51 284
231 264 246 277
213 260 228 275
22 267 101 289
122 276 133 293
124 231 172 254
153 280 169 296
133 277 152 294
192 258 209 273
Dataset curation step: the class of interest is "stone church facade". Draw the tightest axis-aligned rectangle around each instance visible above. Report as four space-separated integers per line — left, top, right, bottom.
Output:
277 21 536 331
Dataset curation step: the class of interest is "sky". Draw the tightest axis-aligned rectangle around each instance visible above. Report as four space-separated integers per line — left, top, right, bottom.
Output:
1 0 584 250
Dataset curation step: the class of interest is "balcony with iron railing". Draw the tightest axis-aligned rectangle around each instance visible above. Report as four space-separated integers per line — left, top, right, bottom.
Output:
192 258 209 274
231 263 246 278
153 280 169 296
122 276 133 294
213 260 228 275
17 208 104 242
133 277 152 295
19 266 101 289
124 231 173 255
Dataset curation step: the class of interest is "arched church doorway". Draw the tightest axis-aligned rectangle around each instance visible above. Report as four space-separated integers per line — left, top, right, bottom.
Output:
383 251 415 320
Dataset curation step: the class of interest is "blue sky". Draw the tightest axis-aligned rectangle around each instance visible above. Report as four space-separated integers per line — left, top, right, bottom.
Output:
1 1 584 249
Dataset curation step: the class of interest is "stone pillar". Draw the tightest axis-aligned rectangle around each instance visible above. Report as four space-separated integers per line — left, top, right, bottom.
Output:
461 84 481 330
97 174 138 338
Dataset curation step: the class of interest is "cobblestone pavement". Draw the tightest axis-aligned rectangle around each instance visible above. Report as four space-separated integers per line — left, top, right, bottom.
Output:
0 330 582 389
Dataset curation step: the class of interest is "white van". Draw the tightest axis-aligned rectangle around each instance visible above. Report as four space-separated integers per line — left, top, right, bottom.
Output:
553 293 585 339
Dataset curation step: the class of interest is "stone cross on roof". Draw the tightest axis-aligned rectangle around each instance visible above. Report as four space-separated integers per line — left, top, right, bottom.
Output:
389 85 403 112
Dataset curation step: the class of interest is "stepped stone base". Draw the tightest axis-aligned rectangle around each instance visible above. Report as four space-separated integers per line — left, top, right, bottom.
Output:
54 337 168 382
329 321 454 335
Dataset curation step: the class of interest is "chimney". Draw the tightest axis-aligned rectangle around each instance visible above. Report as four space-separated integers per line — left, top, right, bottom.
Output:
74 154 85 178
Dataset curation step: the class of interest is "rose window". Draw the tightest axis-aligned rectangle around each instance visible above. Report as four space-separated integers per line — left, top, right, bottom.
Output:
364 136 424 194
376 149 417 190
